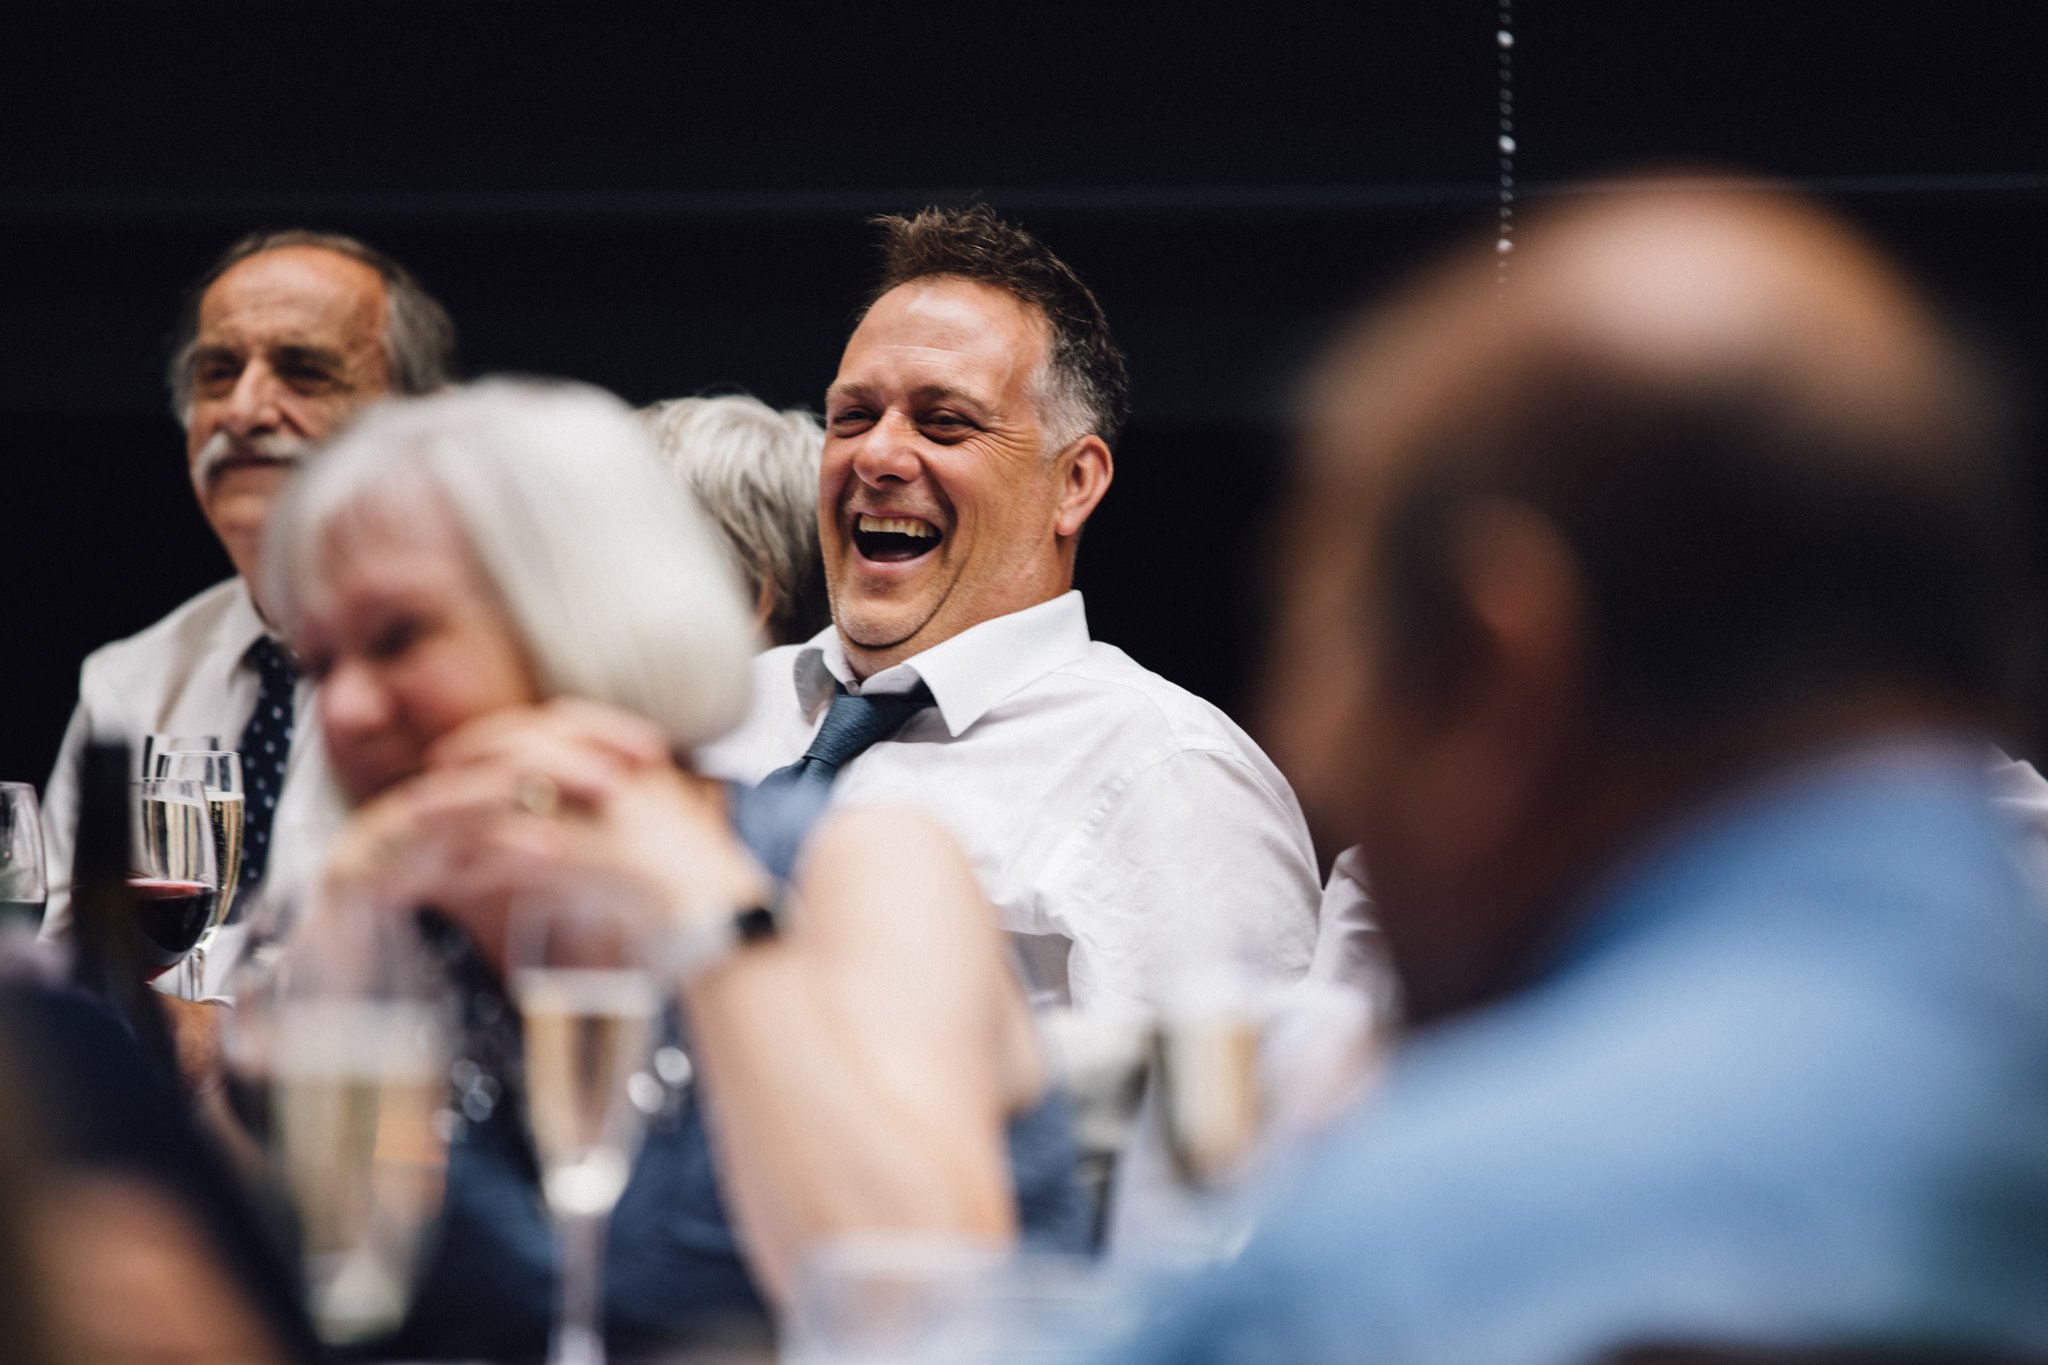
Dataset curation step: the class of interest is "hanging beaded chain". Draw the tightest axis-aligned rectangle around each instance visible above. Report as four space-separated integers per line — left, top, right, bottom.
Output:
1497 0 1516 288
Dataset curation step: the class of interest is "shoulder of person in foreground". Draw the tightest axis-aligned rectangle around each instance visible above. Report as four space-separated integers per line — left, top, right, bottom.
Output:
1100 756 2048 1364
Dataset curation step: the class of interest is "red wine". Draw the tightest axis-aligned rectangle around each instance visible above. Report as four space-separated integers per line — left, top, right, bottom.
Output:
126 877 216 979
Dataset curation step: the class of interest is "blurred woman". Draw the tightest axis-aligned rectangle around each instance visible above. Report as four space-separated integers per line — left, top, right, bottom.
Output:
261 380 1084 1359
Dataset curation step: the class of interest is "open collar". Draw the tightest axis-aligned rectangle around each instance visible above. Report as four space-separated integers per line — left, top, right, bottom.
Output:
788 591 1094 738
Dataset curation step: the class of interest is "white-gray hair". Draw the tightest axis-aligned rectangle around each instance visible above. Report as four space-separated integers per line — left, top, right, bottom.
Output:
264 378 757 751
637 394 828 646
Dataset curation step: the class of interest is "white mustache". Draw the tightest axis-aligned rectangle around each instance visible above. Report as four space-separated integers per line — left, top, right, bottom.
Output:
191 430 312 493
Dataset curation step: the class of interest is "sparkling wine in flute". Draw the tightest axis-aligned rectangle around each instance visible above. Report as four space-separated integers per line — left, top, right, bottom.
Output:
1153 1007 1264 1189
515 968 660 1217
206 792 244 926
150 792 214 884
275 1000 450 1343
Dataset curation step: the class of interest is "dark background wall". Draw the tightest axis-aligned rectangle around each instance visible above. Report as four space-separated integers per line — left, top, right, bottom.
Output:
5 1 2045 787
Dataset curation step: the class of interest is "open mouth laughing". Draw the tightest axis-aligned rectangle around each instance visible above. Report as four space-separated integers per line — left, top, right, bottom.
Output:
852 513 942 564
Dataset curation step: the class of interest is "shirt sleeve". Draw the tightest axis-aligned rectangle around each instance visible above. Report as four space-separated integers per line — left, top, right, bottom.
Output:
1042 748 1322 1014
1306 845 1394 1000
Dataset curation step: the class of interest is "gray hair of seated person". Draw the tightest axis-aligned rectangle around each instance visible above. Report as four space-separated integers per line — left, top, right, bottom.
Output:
166 227 458 424
638 394 829 647
263 378 757 751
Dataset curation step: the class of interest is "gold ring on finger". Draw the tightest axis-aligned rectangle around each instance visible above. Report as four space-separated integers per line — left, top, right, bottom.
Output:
513 772 561 818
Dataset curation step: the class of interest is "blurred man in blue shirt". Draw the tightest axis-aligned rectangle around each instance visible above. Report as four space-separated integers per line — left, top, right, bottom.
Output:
1110 179 2048 1364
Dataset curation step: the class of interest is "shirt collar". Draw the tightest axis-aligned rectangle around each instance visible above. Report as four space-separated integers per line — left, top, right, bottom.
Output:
205 578 283 665
789 591 1094 738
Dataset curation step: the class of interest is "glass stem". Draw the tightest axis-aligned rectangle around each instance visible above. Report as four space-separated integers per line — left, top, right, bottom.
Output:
183 941 207 1000
550 1210 606 1365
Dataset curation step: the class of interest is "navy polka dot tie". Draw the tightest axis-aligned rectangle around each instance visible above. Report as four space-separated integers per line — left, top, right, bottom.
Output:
233 636 298 920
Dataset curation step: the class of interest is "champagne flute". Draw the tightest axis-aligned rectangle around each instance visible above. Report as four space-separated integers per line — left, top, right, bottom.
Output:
0 782 47 931
1151 968 1265 1192
1119 974 1387 1271
141 731 223 782
156 750 244 998
129 777 219 982
268 901 456 1345
508 896 662 1365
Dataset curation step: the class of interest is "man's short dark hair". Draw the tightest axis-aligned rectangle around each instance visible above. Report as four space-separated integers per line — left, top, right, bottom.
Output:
166 228 457 421
865 203 1131 447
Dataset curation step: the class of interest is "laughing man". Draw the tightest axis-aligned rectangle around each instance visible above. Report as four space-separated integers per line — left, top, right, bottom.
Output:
700 205 1322 1013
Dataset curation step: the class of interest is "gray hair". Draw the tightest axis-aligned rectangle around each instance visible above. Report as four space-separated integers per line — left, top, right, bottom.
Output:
167 228 457 423
264 379 756 751
637 394 828 646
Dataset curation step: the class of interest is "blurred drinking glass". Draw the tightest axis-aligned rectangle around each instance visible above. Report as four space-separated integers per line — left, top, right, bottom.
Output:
140 731 223 781
1256 979 1387 1143
0 783 47 932
788 1241 1132 1365
1151 966 1266 1192
508 895 661 1365
155 750 244 998
1156 969 1388 1189
1108 970 1388 1270
268 902 456 1346
129 777 218 982
786 1237 1008 1364
1037 1005 1152 1240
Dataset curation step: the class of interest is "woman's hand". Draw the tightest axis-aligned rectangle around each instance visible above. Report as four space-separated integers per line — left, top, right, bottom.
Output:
315 760 543 964
317 699 773 973
426 696 675 784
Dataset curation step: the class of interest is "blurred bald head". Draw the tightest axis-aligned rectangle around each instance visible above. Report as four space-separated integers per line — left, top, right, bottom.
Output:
1267 178 2031 1024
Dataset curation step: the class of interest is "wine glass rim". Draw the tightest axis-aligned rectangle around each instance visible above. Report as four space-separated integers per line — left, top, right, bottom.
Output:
155 751 245 786
135 776 209 803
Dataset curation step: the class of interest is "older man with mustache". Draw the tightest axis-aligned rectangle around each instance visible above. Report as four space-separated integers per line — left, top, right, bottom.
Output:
39 231 455 960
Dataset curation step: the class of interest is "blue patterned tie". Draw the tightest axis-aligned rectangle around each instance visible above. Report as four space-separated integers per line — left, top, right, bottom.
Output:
233 636 298 919
759 684 933 796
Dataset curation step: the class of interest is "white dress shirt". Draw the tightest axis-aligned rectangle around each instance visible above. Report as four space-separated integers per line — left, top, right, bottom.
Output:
698 591 1323 1012
40 577 343 985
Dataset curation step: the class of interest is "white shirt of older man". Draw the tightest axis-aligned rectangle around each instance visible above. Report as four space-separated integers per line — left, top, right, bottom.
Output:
40 577 343 993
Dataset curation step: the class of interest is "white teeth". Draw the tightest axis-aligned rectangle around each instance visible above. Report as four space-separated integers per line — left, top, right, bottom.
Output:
857 515 938 538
